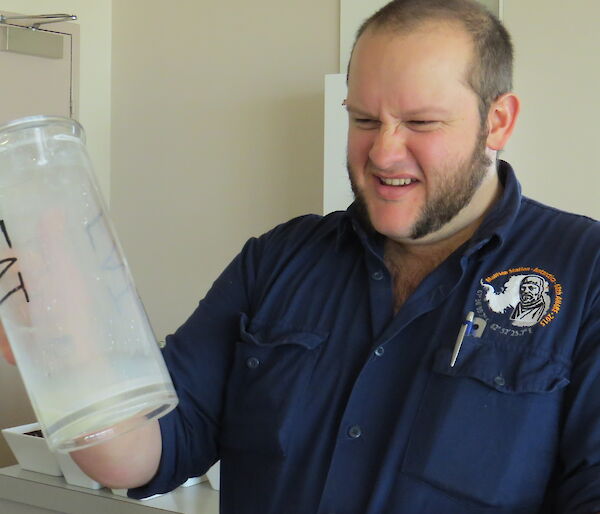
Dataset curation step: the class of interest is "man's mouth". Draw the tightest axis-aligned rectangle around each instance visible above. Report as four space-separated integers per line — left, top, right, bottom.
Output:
378 177 417 187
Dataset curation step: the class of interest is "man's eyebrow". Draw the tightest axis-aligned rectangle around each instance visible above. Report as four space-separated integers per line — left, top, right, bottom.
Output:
344 102 451 118
401 107 452 117
343 102 375 117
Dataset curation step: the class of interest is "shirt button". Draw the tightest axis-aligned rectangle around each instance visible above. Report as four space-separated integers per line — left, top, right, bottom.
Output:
494 375 505 387
374 346 385 357
348 425 362 439
246 357 260 369
371 271 384 281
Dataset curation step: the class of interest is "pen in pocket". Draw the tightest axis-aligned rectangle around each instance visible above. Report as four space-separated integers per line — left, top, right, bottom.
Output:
450 311 474 367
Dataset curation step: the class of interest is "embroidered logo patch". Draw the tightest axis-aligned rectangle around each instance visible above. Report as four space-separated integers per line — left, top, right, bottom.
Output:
473 267 563 337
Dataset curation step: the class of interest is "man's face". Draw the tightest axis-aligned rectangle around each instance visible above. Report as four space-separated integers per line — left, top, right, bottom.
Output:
520 279 542 303
346 23 493 243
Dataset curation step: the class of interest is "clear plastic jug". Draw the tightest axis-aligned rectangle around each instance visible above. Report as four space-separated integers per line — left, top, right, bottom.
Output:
0 116 178 452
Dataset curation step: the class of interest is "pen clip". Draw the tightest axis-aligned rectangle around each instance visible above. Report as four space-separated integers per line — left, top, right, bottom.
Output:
450 311 474 367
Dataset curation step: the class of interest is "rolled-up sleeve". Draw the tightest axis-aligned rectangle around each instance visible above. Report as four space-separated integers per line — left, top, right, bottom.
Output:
128 235 261 499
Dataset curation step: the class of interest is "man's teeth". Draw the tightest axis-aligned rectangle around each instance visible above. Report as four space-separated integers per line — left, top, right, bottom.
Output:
380 177 415 186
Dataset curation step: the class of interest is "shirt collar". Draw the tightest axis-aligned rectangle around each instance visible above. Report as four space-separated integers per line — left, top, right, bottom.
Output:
336 201 385 257
337 160 522 259
463 160 522 258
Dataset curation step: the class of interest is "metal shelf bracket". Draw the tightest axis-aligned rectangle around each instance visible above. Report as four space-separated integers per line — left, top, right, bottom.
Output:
0 13 77 30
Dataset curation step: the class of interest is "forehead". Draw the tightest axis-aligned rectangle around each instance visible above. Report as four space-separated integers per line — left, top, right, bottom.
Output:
523 278 541 286
347 22 477 112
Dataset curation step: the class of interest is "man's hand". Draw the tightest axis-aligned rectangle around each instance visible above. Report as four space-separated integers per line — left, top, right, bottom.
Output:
0 322 16 365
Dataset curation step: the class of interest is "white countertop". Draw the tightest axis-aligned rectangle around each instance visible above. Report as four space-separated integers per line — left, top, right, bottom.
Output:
0 465 219 514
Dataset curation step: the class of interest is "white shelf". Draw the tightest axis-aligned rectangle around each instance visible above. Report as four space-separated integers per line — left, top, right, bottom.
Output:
0 465 219 514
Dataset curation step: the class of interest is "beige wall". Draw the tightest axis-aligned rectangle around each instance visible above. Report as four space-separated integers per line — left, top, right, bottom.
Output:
502 0 600 219
110 1 340 340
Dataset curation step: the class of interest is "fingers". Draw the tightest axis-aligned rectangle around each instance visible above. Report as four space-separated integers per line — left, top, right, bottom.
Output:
0 323 16 365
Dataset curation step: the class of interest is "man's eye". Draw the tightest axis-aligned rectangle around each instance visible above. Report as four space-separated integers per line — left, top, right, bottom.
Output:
352 118 379 128
407 120 440 130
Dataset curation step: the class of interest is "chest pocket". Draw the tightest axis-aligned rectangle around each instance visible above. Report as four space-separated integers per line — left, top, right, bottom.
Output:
219 314 326 457
401 336 570 510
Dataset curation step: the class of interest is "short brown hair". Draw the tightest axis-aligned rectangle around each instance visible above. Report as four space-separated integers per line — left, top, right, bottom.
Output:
348 0 514 123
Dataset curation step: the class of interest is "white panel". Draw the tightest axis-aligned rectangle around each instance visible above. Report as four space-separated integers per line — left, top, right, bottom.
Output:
323 74 353 214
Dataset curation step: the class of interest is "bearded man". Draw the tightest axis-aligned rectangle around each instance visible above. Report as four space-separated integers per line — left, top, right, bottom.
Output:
510 275 550 326
2 1 600 513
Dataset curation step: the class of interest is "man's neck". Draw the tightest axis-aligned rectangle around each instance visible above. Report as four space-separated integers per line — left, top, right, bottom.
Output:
384 170 503 313
385 210 484 266
383 220 481 314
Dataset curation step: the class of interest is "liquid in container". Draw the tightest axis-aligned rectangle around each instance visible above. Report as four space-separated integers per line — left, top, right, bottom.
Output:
0 116 178 452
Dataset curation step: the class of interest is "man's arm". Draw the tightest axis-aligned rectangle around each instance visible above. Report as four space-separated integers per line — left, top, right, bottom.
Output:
70 419 162 489
555 292 600 513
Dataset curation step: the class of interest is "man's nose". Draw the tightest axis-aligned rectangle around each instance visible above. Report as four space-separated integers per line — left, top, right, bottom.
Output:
368 125 408 170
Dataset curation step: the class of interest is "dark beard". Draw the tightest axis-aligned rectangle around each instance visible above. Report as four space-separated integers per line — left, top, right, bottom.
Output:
348 178 377 235
347 124 492 241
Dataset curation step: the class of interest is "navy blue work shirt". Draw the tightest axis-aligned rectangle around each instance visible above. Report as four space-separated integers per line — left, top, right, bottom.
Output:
130 162 600 513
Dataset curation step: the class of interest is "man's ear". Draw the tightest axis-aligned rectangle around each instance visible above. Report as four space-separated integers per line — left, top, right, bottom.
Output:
486 93 520 151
